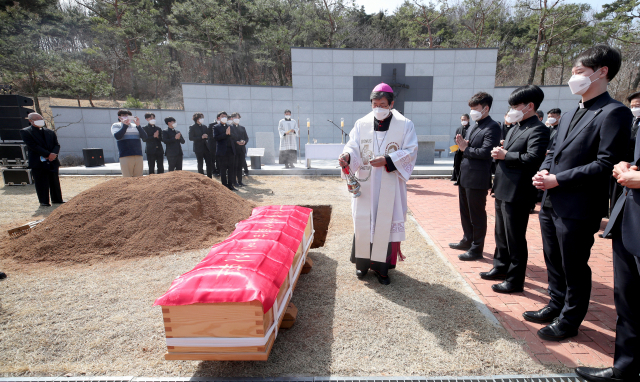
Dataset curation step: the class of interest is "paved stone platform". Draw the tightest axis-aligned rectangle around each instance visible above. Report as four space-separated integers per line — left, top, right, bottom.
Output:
58 158 455 177
406 179 615 369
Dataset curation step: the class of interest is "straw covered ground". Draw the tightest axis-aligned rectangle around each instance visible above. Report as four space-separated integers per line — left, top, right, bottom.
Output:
0 175 568 377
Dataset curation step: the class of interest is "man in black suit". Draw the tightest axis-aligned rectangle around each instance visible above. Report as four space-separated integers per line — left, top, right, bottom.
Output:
480 85 550 293
545 108 561 151
142 113 164 174
231 112 248 187
528 45 633 341
189 112 212 178
213 111 237 191
162 117 185 171
20 113 63 207
206 115 220 176
451 113 470 185
608 92 640 220
450 92 502 261
536 110 544 122
576 133 640 382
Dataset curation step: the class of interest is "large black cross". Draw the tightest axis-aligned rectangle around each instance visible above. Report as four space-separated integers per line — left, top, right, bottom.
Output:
352 63 433 114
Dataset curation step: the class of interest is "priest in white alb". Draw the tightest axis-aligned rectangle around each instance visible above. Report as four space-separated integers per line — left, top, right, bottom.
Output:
338 83 418 285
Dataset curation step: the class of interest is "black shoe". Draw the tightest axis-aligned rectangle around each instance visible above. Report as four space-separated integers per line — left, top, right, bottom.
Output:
53 200 65 204
453 182 459 186
492 281 524 294
0 272 6 280
233 183 240 187
244 171 249 176
480 268 507 280
356 269 368 279
40 203 51 207
599 233 612 239
237 183 245 187
458 250 482 261
523 306 560 323
228 186 238 191
575 367 637 382
537 318 578 341
449 242 471 250
372 270 390 285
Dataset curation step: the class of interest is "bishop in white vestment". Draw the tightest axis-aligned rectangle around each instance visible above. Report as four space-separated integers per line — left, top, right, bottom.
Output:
339 83 418 285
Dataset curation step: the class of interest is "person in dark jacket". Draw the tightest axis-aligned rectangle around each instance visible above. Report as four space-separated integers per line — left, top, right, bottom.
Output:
162 117 185 171
545 108 562 152
607 92 640 221
232 112 250 176
529 45 633 342
480 85 550 294
142 113 164 174
536 110 544 122
206 116 220 176
578 131 640 382
20 112 63 206
451 113 470 185
213 111 237 190
231 112 248 186
450 92 502 261
189 112 212 178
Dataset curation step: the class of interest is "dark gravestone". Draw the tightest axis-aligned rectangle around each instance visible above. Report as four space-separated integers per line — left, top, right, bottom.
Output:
353 63 433 114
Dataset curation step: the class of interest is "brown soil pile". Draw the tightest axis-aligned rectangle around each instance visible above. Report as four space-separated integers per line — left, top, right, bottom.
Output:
1 171 255 264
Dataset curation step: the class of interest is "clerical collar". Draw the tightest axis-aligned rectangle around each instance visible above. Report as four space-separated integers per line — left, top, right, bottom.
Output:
374 114 393 131
579 91 607 109
517 115 538 128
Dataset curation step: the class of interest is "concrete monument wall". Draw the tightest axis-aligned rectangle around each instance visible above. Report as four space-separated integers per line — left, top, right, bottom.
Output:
52 47 581 161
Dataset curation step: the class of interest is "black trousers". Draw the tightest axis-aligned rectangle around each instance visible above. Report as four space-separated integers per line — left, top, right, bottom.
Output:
458 186 489 254
539 206 602 329
234 152 244 184
32 167 63 204
167 155 182 172
218 153 235 188
612 230 640 375
493 198 531 286
195 151 212 178
147 151 164 174
350 236 394 277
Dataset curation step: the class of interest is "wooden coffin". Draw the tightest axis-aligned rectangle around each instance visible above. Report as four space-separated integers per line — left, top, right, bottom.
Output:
161 210 314 361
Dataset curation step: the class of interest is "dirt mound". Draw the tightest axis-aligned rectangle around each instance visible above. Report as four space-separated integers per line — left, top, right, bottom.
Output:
2 171 255 264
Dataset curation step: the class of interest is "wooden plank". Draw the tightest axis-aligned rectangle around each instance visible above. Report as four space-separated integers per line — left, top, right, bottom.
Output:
164 330 276 361
279 303 298 329
163 302 264 338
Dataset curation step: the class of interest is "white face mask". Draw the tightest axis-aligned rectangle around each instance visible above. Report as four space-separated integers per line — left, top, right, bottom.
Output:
568 68 601 95
221 117 228 124
505 104 530 124
631 107 640 117
198 118 204 124
170 123 177 128
285 115 291 120
546 117 557 125
149 119 156 125
373 107 390 120
33 120 45 127
233 118 240 124
461 120 469 126
469 107 485 121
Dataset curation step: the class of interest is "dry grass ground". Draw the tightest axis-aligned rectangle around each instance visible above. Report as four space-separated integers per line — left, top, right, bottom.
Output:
0 175 568 377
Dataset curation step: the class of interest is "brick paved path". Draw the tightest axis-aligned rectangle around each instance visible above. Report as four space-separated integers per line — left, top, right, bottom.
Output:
407 178 615 368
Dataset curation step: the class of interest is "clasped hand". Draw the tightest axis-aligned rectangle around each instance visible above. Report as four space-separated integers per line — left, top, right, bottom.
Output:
455 134 469 151
491 146 507 160
613 161 640 189
532 170 559 191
